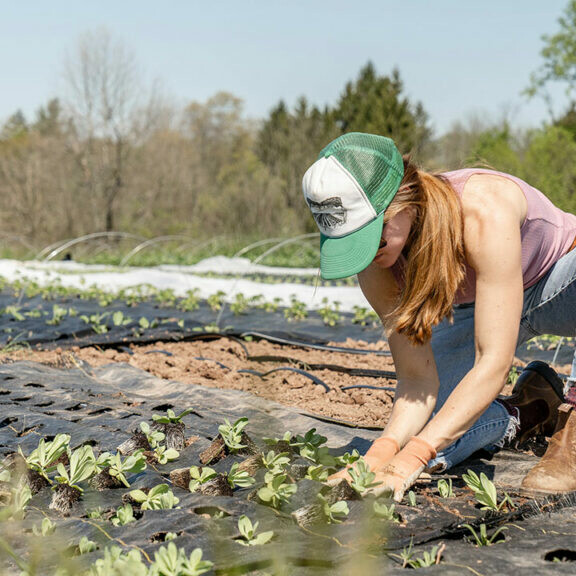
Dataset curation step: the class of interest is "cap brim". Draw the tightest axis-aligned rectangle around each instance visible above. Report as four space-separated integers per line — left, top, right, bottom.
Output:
320 215 384 280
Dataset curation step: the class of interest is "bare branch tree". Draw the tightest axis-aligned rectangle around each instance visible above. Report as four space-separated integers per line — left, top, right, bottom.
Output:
61 28 160 232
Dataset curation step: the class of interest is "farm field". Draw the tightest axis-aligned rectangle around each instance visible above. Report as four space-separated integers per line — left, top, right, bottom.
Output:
1 258 575 575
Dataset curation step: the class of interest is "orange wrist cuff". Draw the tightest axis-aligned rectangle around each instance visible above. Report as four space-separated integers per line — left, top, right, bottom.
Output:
362 436 400 470
404 437 437 465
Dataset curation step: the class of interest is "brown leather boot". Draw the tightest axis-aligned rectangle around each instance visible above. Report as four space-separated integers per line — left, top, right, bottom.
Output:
504 361 565 445
521 403 576 494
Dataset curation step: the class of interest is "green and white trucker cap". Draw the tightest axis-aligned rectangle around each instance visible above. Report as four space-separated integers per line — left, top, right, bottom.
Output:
302 132 404 279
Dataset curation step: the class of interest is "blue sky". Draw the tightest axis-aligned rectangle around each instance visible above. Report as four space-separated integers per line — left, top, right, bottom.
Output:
0 0 572 136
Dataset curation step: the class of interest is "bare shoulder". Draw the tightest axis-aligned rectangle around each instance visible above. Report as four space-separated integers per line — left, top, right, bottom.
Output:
461 173 527 224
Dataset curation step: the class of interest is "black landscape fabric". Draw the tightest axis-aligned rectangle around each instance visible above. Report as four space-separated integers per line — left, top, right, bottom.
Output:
1 361 576 575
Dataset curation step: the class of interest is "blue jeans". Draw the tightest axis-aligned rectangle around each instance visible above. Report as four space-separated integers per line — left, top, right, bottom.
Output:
428 247 576 470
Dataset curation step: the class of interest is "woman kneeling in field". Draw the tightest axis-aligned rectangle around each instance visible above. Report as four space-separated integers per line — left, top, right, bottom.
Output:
302 132 576 500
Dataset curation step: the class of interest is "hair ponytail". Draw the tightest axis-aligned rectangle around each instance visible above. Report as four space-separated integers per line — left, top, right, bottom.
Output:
385 159 466 345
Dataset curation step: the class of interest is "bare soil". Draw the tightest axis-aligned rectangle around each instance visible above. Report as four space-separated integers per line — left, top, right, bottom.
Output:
4 337 569 429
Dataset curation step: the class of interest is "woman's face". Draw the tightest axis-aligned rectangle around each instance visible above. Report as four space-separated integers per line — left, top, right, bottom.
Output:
372 207 416 268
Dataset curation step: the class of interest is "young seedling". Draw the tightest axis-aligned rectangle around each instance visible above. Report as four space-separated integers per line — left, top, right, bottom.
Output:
111 503 136 527
101 451 147 488
334 449 361 468
352 305 379 326
284 296 308 322
77 536 98 555
219 417 249 452
179 289 201 312
32 517 57 536
112 310 132 327
437 478 454 498
207 290 226 312
261 451 291 475
139 421 164 449
317 493 349 524
317 298 342 326
373 500 400 523
152 542 213 576
45 304 68 326
153 445 180 465
1 481 32 521
463 523 508 547
347 459 382 495
80 312 110 334
407 490 417 506
291 428 334 465
229 293 250 315
258 473 297 509
235 515 275 546
462 470 515 511
305 465 330 483
129 484 180 510
188 466 218 492
89 546 148 574
50 445 96 514
226 462 256 489
152 408 193 425
152 408 193 451
390 539 445 569
18 433 70 492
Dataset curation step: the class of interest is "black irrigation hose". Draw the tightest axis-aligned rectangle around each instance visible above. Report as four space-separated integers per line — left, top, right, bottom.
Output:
295 411 385 430
247 355 398 380
238 366 331 392
240 331 391 356
178 332 250 358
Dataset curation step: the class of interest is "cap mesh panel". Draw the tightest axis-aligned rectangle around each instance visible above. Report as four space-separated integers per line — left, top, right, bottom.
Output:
321 133 403 213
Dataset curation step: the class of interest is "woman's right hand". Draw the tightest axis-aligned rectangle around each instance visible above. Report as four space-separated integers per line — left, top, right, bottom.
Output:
326 436 400 484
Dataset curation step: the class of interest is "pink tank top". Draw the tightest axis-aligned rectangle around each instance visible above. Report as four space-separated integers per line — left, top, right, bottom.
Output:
391 168 576 304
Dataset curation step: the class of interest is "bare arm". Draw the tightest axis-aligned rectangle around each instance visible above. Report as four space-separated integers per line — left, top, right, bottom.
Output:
358 264 440 448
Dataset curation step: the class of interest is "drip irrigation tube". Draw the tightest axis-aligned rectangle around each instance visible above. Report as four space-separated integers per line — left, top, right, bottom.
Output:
246 355 397 379
237 366 331 392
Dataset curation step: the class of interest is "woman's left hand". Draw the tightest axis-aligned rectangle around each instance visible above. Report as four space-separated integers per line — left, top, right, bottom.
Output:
368 437 436 502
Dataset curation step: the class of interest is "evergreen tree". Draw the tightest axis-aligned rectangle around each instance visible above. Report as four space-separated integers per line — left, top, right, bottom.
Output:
333 62 431 154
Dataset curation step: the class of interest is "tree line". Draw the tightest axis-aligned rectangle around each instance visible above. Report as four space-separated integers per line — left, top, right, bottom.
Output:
2 11 576 255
